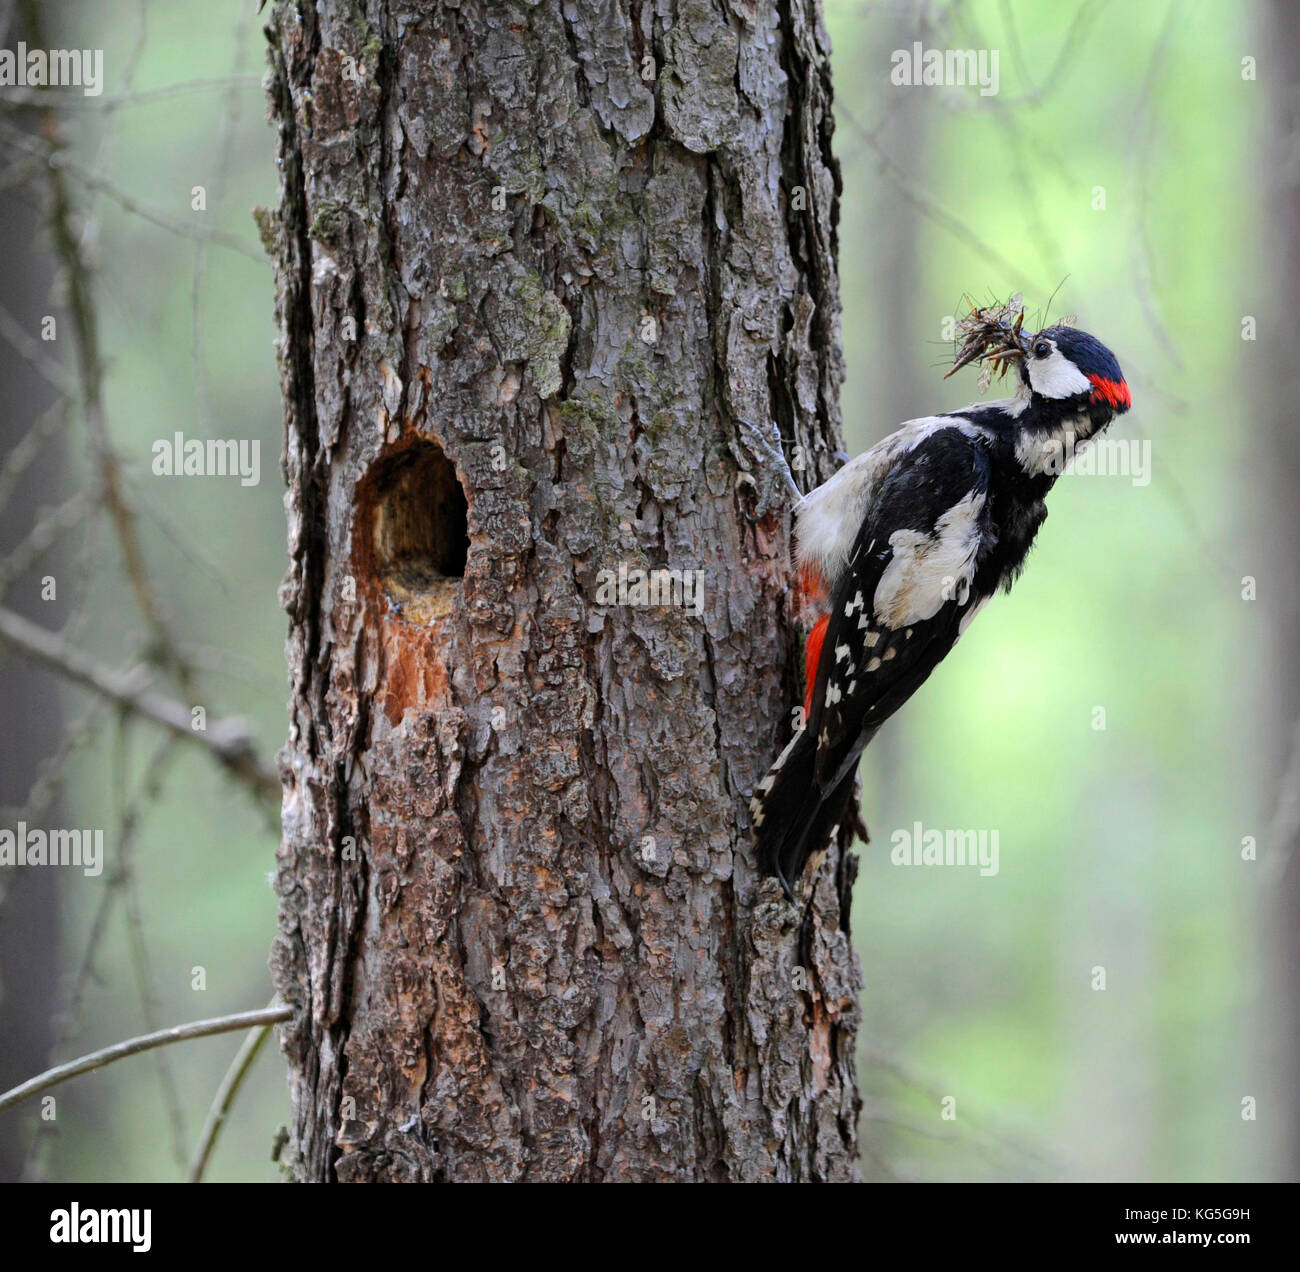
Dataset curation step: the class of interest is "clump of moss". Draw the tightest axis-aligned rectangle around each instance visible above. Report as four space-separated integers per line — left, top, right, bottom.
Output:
309 200 350 247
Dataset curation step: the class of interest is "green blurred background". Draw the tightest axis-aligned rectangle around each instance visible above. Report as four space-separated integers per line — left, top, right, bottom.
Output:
0 0 1293 1181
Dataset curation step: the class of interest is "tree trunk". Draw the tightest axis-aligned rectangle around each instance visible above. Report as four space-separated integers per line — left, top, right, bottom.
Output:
0 1 64 1180
265 0 859 1182
1263 0 1300 1183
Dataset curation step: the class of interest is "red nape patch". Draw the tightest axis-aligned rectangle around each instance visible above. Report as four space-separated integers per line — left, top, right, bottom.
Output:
803 614 830 718
1089 375 1131 410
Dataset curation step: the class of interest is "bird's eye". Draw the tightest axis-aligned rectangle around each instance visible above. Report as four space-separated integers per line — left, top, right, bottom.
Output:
1033 340 1051 359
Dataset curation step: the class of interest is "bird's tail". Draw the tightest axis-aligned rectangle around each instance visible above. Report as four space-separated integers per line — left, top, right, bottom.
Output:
750 727 861 898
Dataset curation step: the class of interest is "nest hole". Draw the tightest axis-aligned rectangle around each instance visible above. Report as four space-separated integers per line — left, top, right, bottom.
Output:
368 439 467 623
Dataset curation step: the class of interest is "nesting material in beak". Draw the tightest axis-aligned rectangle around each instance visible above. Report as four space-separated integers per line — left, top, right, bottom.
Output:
946 294 1031 389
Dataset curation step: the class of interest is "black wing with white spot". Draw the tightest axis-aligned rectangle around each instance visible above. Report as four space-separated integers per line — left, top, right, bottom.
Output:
808 428 994 789
751 427 995 894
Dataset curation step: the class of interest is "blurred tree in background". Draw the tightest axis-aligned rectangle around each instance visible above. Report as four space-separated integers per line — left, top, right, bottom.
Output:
0 0 1294 1183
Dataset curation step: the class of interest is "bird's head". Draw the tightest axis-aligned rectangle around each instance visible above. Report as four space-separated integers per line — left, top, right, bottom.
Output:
947 302 1132 424
1017 325 1131 417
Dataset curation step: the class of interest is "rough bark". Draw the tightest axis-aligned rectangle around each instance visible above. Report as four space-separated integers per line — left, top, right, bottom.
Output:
265 0 859 1182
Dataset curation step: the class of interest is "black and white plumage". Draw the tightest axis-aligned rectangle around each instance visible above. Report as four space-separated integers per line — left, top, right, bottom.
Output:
751 323 1132 897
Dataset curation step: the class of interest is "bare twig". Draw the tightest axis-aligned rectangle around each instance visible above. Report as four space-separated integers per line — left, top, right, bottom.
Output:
1127 0 1185 371
111 720 189 1168
0 605 279 802
0 1007 293 1116
187 998 280 1183
3 17 204 700
0 295 77 393
861 1043 1061 1174
0 74 262 111
0 400 68 517
0 124 263 262
20 736 181 1179
83 0 150 212
0 698 104 834
837 101 1030 286
944 0 1108 112
0 490 94 598
193 0 257 438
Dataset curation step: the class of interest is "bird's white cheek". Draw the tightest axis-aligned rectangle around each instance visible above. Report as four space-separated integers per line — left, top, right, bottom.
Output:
1028 353 1090 399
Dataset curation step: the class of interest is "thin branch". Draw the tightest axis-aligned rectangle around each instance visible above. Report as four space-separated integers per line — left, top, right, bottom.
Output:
0 698 105 834
0 123 264 262
0 605 280 802
193 0 258 439
55 496 106 652
0 124 263 262
20 735 180 1178
0 489 94 598
861 1043 1060 1174
836 101 1030 287
82 0 150 217
0 1007 293 1116
0 74 263 111
111 720 189 1168
187 998 280 1183
0 400 69 520
1126 0 1185 371
0 295 77 394
942 0 1108 112
2 21 205 701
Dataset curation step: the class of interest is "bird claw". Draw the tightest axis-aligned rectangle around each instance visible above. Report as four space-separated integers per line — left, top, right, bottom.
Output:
732 417 804 524
739 464 800 524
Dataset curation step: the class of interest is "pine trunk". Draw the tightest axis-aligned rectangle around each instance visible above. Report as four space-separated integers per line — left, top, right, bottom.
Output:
264 0 860 1182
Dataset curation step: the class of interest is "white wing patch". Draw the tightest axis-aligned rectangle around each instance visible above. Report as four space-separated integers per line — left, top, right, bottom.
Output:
872 491 986 629
795 417 985 590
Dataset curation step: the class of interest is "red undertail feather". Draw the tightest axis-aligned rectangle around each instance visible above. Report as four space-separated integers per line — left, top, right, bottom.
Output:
803 614 830 718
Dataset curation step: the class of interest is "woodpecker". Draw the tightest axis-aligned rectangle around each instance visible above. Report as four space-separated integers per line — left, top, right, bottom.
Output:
750 318 1132 897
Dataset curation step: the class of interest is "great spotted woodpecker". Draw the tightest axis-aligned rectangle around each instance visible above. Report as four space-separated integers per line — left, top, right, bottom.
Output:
750 320 1132 897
